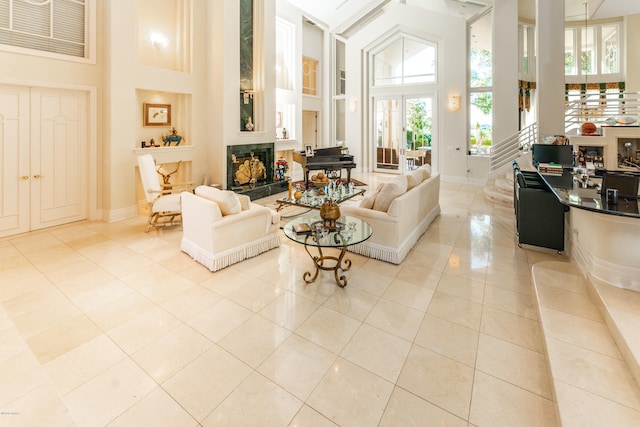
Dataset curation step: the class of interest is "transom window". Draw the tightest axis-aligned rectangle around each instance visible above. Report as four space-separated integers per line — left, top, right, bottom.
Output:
0 0 87 58
373 36 436 86
564 20 622 82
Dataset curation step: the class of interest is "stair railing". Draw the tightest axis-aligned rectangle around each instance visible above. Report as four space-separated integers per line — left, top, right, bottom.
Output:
487 92 640 177
489 122 536 173
565 91 640 134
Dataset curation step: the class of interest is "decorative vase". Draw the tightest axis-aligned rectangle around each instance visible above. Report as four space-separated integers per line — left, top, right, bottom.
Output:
320 198 340 230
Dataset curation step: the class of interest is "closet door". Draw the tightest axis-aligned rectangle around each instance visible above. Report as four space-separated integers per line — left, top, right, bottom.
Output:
0 86 30 237
30 88 87 231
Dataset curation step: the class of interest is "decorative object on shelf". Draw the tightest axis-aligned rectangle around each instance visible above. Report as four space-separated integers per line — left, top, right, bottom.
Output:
149 138 157 147
282 127 288 139
156 160 182 194
274 157 288 181
141 141 146 148
320 198 341 230
144 103 171 127
581 122 597 135
162 127 183 146
245 116 254 131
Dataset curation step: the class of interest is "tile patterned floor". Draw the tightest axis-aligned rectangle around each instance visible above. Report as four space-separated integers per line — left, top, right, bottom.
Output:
0 175 567 426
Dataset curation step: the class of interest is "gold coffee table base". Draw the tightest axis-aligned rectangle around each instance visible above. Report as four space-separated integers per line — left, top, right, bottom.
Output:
302 244 352 287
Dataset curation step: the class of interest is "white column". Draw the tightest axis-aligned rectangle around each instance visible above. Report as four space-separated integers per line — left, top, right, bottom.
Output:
493 0 519 143
536 0 566 141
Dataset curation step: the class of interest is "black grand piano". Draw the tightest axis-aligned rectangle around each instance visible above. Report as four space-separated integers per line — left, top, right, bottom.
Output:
293 147 356 189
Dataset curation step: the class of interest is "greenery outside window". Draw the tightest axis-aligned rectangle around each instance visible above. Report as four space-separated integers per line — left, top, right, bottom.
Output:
564 21 622 83
469 11 492 156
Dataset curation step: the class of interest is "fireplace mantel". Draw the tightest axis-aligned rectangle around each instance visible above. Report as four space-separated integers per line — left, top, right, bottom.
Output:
133 145 195 165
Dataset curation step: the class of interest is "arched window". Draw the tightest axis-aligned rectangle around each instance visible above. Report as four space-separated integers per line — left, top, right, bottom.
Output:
373 36 436 86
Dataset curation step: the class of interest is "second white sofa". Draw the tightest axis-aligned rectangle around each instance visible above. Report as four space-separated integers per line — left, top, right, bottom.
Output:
340 164 440 264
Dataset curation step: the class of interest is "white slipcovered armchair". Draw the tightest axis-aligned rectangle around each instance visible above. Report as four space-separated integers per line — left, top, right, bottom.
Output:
180 186 281 272
137 153 191 232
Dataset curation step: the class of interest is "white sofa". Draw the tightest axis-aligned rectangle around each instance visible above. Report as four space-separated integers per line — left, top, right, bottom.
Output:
340 164 440 264
180 186 281 272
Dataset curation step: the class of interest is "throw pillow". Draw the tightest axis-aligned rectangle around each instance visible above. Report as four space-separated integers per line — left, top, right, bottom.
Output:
372 176 407 212
406 170 423 190
195 186 241 215
359 187 379 209
419 163 432 179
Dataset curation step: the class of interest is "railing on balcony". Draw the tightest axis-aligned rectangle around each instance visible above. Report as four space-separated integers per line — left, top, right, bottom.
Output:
488 92 640 174
565 91 640 134
489 122 537 172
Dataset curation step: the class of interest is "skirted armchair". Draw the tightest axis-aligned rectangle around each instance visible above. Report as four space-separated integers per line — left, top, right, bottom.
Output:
180 186 281 271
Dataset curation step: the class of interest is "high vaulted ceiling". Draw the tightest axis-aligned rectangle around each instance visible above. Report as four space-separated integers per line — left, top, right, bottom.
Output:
285 0 640 36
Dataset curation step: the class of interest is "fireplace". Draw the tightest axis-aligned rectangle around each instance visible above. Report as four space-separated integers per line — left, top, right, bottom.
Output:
226 143 286 199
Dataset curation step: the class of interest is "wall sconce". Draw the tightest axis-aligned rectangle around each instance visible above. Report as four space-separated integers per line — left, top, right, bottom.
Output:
349 99 358 113
448 95 461 112
149 32 169 48
242 90 255 104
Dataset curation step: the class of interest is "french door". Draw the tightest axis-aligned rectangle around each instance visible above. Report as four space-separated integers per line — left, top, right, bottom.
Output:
0 85 88 237
374 95 434 174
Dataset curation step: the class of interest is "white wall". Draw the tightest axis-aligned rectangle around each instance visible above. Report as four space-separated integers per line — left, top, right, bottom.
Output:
493 0 519 143
103 0 211 220
301 22 324 116
625 14 640 92
0 1 103 218
344 3 473 182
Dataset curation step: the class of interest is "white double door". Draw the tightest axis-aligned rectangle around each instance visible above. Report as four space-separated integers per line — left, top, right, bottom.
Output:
0 84 88 238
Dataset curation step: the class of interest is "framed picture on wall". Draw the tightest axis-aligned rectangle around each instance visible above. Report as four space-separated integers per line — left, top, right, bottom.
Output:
144 103 171 127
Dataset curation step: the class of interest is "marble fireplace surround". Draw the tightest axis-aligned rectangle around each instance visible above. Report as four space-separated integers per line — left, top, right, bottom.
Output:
226 142 287 200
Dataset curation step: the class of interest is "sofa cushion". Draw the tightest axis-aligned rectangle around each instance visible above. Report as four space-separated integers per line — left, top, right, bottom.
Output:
406 169 423 190
195 186 241 215
237 194 251 211
373 176 407 212
359 187 379 209
420 163 432 179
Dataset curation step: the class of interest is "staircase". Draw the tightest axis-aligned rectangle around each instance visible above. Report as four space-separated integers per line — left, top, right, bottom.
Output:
483 150 533 207
484 91 640 206
483 122 536 207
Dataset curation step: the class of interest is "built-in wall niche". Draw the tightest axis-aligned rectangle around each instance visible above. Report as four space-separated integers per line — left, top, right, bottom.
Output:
577 145 605 168
618 138 640 168
136 90 191 149
137 0 191 72
276 103 295 140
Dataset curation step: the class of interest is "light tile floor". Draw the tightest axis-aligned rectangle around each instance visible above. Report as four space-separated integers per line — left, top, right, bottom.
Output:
0 174 567 426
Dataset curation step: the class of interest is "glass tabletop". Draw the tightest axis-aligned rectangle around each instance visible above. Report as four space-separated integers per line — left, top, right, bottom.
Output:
283 213 372 248
277 187 365 209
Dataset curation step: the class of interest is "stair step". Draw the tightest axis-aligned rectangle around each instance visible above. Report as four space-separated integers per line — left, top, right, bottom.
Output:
483 183 513 207
532 261 640 426
494 177 513 195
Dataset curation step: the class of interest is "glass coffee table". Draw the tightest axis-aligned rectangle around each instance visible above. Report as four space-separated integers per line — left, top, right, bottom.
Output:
283 213 372 287
275 187 365 212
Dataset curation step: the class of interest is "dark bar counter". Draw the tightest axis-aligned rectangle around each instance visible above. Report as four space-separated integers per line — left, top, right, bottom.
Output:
537 169 640 218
